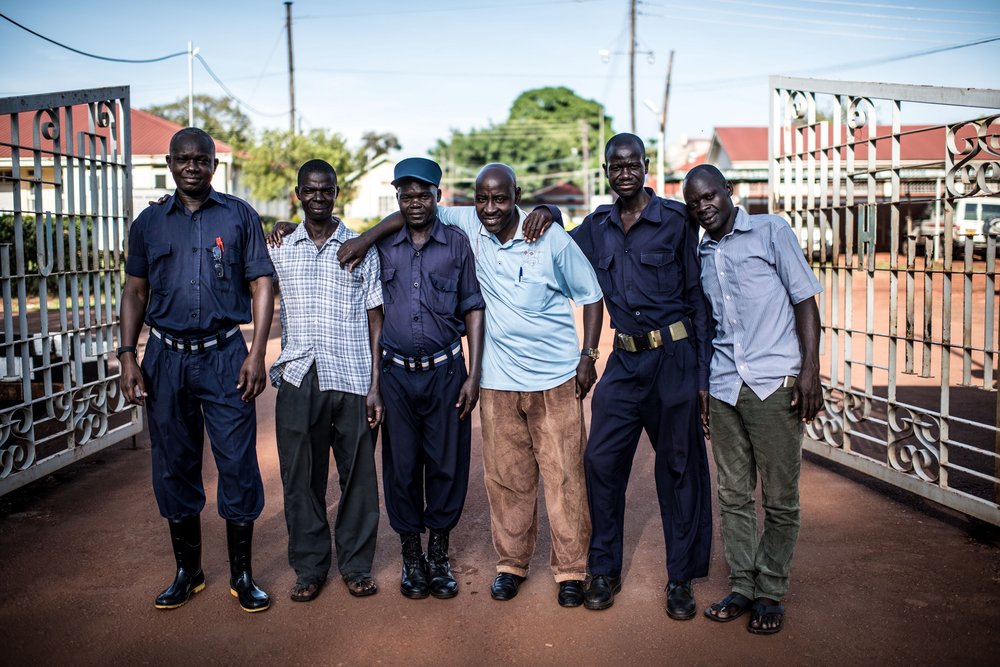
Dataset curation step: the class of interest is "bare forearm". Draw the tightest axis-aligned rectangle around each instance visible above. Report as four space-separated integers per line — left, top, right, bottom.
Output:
361 211 405 246
120 276 149 347
793 297 820 373
464 309 484 381
248 276 274 358
581 300 603 350
367 307 384 388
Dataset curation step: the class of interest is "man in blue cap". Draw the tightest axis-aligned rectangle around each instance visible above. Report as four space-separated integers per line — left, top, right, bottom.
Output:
376 157 485 599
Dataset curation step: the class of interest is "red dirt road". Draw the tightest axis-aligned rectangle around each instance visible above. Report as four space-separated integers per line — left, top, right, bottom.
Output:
2 314 999 666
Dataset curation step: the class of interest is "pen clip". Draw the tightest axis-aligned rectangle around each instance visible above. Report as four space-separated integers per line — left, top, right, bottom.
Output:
215 236 225 255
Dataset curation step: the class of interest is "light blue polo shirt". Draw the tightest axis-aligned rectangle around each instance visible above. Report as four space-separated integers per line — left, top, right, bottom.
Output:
437 206 603 392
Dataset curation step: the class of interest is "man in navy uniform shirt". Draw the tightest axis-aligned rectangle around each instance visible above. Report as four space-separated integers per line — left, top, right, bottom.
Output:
377 158 485 600
119 127 275 613
571 133 713 619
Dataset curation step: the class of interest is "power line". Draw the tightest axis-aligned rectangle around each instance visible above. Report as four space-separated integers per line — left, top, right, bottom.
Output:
297 0 600 19
0 11 186 63
800 0 1000 16
705 0 1000 25
195 54 290 118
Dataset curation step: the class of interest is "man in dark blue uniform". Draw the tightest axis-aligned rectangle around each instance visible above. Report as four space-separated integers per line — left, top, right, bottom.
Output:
377 158 485 600
119 127 275 613
570 133 713 619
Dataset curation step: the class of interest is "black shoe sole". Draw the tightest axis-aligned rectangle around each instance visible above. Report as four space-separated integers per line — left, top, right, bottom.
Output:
400 587 430 599
430 588 459 599
584 581 622 610
666 607 697 620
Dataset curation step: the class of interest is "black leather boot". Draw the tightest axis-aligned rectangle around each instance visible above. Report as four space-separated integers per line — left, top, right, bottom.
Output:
226 521 270 613
427 530 458 599
399 533 429 599
154 516 206 609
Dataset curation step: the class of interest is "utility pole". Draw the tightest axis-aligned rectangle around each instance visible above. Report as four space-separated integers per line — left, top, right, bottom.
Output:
285 1 296 137
187 41 199 127
657 50 674 197
598 105 606 196
580 119 591 212
285 1 296 218
629 0 636 133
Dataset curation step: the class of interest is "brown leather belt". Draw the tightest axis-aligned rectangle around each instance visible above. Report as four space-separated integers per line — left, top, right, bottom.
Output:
614 320 689 352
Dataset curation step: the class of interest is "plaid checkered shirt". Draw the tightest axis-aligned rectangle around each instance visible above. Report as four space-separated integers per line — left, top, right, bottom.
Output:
268 219 383 396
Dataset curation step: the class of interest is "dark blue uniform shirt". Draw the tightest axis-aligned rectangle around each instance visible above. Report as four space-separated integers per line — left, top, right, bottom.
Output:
378 218 485 358
125 189 274 337
570 189 712 390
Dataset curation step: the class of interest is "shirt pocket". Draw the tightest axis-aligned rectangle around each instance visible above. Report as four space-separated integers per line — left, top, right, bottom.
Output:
640 249 681 297
216 247 243 293
146 242 172 294
429 271 459 315
596 254 615 298
380 266 397 305
513 278 550 311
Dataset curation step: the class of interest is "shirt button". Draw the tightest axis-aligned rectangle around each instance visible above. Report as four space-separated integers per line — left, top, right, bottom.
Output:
415 251 421 257
720 272 725 277
190 279 196 285
190 313 197 319
634 311 640 316
624 248 630 254
413 282 419 288
192 248 197 253
725 295 730 300
413 315 419 322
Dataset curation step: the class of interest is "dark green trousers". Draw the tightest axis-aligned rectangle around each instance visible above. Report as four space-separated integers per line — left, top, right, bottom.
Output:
275 366 379 584
709 384 803 601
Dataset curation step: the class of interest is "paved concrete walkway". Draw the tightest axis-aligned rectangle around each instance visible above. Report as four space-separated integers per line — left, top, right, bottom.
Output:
2 321 998 665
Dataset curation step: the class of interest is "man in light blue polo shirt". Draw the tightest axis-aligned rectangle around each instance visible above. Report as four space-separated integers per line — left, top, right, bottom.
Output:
684 164 822 636
329 162 604 608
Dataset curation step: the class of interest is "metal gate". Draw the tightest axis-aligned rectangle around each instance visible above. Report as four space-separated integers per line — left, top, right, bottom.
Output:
0 87 141 495
769 77 1000 524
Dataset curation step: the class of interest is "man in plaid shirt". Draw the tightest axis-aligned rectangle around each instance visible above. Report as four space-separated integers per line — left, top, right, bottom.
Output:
268 159 384 602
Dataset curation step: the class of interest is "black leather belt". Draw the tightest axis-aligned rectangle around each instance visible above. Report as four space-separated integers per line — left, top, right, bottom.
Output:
614 319 689 352
384 341 462 372
151 325 241 353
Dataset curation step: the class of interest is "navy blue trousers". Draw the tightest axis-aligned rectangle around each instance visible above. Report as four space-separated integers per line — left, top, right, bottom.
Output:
585 336 713 581
141 334 264 523
380 351 470 534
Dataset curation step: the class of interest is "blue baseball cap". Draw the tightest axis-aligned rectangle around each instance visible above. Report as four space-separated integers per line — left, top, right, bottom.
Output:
392 157 442 187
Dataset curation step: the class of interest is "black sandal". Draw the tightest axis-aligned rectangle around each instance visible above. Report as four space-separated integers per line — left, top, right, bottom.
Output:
704 592 752 623
747 599 785 635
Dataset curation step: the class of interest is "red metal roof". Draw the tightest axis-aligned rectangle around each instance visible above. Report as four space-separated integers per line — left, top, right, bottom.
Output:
1 106 233 159
715 125 949 164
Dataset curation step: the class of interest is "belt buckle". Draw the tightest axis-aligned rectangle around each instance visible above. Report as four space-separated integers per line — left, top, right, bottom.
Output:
617 333 637 353
668 321 687 342
647 329 663 349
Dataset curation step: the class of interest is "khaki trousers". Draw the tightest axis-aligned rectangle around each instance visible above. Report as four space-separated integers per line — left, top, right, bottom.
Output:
480 378 590 582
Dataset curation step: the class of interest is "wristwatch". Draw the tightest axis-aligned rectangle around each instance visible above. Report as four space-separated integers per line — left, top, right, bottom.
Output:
116 345 137 360
581 347 600 361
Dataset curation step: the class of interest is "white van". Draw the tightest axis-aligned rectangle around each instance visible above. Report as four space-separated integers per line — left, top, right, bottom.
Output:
917 196 1000 257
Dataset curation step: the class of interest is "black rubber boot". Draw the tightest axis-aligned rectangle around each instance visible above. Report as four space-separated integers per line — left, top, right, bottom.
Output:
427 530 458 599
154 516 206 609
226 521 270 613
399 533 430 599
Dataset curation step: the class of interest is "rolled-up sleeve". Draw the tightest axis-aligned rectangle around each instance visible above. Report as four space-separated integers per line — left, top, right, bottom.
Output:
242 207 275 281
361 246 384 310
124 216 148 277
455 234 485 314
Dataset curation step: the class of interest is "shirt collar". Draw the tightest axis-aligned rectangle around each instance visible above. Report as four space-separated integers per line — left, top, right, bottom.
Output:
166 188 226 215
290 216 349 247
606 187 663 228
699 206 751 249
389 216 448 247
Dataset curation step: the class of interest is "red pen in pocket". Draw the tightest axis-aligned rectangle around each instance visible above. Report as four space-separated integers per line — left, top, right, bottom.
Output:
215 236 225 255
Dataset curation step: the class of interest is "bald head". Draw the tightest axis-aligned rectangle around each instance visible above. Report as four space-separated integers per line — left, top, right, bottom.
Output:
169 127 215 157
683 164 727 189
476 163 517 189
605 133 645 161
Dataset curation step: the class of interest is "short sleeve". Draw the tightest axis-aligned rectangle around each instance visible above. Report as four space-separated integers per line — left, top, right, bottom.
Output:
455 233 485 314
242 205 275 281
771 221 822 304
552 226 603 306
361 245 384 310
436 205 480 239
124 215 148 277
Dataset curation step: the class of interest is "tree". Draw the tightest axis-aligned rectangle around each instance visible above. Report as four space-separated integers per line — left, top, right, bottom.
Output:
242 129 398 217
432 87 613 193
145 95 253 151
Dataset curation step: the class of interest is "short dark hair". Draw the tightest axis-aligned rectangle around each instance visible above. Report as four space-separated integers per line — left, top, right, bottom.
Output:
605 133 645 161
169 127 215 156
297 159 338 187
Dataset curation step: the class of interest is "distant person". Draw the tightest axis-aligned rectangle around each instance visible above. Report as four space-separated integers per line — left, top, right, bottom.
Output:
570 133 713 619
683 164 821 635
323 162 603 608
119 127 274 613
268 159 384 602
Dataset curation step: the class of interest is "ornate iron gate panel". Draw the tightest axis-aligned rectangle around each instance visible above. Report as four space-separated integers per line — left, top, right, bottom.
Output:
768 77 1000 525
0 87 140 495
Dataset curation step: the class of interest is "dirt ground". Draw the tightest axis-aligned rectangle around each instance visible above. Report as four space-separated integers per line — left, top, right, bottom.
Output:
2 306 1000 666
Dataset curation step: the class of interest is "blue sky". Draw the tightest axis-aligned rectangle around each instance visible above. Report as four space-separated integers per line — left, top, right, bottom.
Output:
1 0 998 156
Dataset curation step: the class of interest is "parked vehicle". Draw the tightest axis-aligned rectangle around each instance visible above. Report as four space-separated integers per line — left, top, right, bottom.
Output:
917 196 1000 258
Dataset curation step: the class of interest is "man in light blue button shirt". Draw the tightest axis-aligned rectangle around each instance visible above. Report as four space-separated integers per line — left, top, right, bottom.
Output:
331 162 604 608
684 164 822 636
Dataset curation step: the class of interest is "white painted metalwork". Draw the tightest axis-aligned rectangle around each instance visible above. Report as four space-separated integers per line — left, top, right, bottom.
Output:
769 77 1000 525
0 87 141 495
